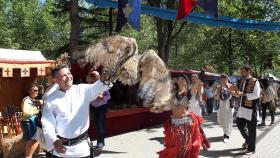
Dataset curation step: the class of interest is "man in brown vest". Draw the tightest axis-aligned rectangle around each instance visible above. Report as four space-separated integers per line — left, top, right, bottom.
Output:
232 65 260 155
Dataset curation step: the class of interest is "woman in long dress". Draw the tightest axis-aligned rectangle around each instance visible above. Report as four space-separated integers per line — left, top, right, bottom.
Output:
215 74 234 143
158 76 210 158
188 74 204 116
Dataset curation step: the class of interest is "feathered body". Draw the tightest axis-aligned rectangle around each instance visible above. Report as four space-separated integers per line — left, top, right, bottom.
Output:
85 36 173 113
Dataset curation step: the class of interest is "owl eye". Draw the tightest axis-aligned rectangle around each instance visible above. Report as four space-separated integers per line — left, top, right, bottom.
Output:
124 47 131 54
121 67 126 71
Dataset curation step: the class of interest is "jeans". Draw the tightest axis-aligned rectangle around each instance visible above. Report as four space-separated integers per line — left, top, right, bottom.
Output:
91 105 107 147
236 111 257 152
206 98 214 114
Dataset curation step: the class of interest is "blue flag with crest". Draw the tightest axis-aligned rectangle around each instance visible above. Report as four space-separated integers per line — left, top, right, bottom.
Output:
116 0 141 32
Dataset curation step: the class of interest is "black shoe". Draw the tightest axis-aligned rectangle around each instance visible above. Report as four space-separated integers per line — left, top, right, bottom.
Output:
242 142 248 149
223 134 230 143
245 150 255 155
258 122 266 127
223 134 229 139
236 149 255 156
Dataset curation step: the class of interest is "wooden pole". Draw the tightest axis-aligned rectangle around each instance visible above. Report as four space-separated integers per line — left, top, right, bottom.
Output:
0 112 4 157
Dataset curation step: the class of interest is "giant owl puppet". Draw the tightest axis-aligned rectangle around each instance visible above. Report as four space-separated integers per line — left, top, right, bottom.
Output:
84 36 179 113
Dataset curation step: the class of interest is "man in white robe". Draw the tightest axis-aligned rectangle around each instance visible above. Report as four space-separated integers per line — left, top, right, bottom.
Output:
36 70 59 150
215 74 234 143
41 64 110 158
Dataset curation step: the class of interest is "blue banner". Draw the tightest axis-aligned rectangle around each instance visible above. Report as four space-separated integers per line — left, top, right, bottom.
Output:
86 0 280 31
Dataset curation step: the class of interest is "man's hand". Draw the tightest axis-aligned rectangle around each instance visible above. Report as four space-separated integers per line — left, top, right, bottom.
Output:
228 91 235 96
97 95 104 101
97 92 104 101
231 91 245 97
53 139 66 154
237 92 245 97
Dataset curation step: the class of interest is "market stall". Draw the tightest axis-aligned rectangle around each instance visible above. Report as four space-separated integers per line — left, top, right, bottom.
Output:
0 48 54 110
0 48 54 136
0 48 54 157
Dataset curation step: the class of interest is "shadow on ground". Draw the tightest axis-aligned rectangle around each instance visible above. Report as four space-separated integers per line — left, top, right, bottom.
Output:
94 150 127 157
207 136 224 143
200 147 244 158
149 137 163 144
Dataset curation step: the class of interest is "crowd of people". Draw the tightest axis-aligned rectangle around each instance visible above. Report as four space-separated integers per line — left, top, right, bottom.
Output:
163 65 279 157
18 60 280 158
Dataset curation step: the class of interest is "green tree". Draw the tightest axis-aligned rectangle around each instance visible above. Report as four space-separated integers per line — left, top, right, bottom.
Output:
0 0 69 58
52 0 112 57
168 0 280 77
147 0 186 63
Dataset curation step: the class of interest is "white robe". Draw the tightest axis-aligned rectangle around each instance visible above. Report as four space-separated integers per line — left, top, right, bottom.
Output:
189 86 203 116
42 83 59 100
41 80 109 157
217 99 234 136
36 83 59 149
189 95 201 116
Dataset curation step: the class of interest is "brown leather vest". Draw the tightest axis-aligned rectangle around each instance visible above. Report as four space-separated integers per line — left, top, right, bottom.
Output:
238 77 257 108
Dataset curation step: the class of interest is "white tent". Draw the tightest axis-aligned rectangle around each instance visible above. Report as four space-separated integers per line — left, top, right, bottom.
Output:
0 48 46 61
259 72 280 82
0 48 54 77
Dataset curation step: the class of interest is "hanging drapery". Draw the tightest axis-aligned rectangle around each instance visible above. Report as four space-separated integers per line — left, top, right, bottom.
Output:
0 61 54 78
86 0 280 31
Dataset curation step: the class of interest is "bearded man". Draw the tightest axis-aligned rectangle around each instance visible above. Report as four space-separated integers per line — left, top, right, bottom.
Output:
231 65 261 155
